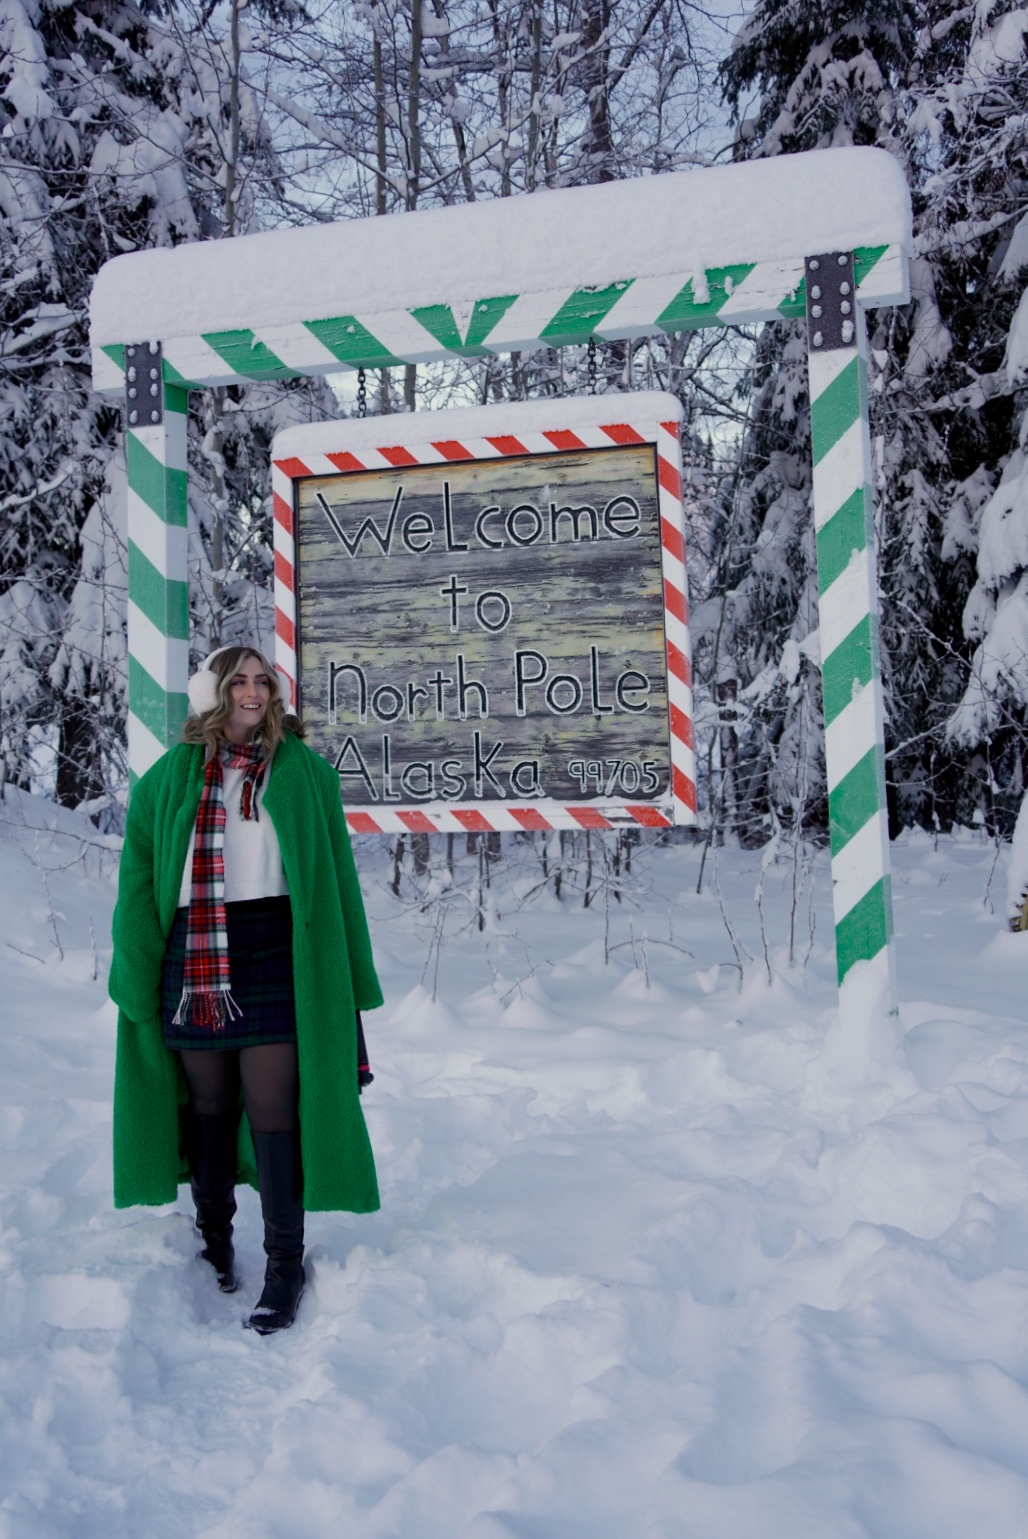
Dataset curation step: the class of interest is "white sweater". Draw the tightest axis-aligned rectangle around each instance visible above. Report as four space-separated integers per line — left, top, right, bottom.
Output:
177 763 289 907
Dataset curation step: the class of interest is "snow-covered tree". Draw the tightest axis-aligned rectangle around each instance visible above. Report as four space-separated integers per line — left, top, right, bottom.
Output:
714 0 1028 845
934 0 1028 905
256 0 725 410
0 0 199 800
0 0 330 805
714 0 921 841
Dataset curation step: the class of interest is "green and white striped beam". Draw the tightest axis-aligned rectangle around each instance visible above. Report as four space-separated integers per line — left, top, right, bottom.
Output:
92 244 905 395
807 252 897 1004
90 148 911 396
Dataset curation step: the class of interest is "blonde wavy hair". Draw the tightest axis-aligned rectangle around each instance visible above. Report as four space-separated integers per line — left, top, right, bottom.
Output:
181 645 307 756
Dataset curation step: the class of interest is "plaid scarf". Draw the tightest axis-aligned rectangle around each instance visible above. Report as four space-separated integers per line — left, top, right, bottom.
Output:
173 741 268 1029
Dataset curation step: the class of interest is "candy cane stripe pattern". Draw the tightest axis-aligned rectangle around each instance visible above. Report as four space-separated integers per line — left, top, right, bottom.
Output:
91 246 904 396
271 461 298 711
125 369 190 785
807 253 896 997
271 397 696 834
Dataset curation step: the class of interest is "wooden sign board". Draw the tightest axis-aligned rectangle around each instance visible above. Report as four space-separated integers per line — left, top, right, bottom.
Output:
271 394 695 833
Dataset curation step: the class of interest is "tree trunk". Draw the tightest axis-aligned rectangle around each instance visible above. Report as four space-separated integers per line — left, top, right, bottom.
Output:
579 0 614 182
56 699 104 810
373 6 387 217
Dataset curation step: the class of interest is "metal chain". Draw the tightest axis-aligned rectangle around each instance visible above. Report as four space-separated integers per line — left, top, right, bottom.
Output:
587 335 598 394
357 365 367 418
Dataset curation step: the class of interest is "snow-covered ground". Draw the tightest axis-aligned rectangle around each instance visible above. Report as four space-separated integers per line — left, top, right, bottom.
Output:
2 791 1028 1537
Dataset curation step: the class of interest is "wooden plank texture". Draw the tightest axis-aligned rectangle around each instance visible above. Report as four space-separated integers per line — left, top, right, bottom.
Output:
296 445 671 807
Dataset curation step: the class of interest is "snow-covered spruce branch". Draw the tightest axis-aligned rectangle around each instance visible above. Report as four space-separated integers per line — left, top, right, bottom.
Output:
0 465 76 517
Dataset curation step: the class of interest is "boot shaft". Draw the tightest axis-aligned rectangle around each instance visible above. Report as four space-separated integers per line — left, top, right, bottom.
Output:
185 1109 239 1293
248 1128 305 1333
187 1110 239 1232
251 1128 304 1260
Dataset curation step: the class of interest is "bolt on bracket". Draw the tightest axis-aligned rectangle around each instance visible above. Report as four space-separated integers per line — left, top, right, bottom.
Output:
125 341 164 427
804 252 856 352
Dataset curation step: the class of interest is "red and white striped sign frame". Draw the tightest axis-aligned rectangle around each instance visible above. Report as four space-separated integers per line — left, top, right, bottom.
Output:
272 407 696 834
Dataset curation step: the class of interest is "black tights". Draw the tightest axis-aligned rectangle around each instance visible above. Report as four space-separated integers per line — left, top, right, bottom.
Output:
180 1044 299 1134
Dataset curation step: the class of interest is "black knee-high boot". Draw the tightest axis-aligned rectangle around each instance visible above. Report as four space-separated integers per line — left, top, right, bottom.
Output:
187 1111 239 1293
247 1129 305 1334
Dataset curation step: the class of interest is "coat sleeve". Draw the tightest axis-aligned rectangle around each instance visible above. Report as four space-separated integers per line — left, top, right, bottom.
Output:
108 770 168 1024
320 766 384 1012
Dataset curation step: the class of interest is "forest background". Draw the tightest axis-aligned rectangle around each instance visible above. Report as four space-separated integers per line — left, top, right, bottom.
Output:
1 0 1027 899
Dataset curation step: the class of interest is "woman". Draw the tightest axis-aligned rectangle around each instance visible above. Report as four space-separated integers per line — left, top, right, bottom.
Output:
109 645 382 1334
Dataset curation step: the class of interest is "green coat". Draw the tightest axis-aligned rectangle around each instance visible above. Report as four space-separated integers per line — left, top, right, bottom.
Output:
109 732 383 1212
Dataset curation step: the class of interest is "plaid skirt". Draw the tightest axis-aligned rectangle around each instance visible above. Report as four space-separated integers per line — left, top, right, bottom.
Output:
161 896 297 1051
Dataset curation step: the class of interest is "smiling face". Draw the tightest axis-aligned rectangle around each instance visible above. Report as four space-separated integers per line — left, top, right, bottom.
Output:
225 655 273 742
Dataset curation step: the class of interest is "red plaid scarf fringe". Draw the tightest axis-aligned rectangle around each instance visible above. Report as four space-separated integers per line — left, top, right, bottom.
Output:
173 741 268 1029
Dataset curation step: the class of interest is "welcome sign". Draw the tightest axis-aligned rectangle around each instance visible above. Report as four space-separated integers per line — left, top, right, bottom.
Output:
272 394 695 832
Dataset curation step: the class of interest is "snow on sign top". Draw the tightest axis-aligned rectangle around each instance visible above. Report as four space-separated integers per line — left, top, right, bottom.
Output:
90 148 911 348
272 390 683 460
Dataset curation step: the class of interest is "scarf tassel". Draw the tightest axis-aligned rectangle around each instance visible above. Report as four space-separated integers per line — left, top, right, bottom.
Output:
240 777 259 822
172 987 244 1030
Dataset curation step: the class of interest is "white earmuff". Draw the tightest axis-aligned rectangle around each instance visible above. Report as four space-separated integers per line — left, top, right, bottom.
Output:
186 647 230 715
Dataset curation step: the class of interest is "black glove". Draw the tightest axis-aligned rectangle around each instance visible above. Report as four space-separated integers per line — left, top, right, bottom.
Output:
356 1010 374 1092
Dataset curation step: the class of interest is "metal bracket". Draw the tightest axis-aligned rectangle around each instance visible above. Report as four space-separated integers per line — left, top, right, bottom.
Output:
125 341 164 427
805 252 856 352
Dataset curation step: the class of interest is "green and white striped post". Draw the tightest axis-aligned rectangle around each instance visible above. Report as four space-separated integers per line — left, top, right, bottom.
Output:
807 253 897 1010
124 343 190 785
